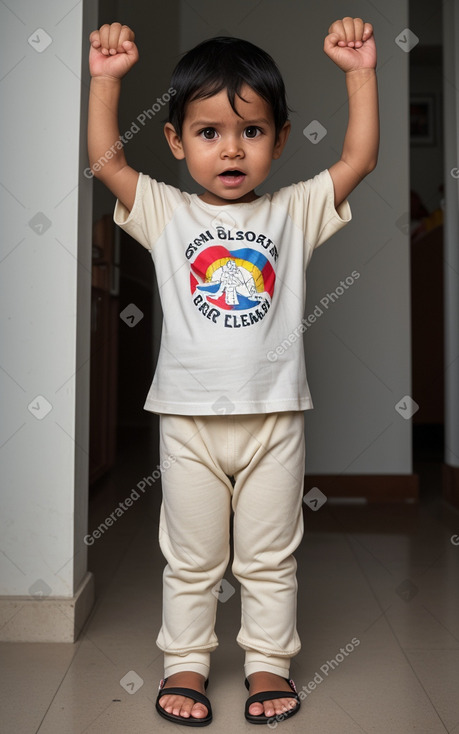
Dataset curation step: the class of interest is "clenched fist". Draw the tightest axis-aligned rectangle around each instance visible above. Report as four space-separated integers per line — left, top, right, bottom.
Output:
89 22 139 79
324 17 376 72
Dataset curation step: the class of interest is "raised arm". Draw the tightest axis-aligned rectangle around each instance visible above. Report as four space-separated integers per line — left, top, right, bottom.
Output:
88 23 140 212
324 17 379 209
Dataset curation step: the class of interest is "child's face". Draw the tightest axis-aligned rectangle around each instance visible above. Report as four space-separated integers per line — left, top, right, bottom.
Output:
164 85 290 206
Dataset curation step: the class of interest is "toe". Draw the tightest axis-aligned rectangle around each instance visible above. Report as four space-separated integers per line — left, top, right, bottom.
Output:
262 699 275 717
248 701 265 716
171 696 188 717
158 694 171 713
177 698 193 717
190 702 208 718
246 673 299 721
272 696 298 716
159 694 208 720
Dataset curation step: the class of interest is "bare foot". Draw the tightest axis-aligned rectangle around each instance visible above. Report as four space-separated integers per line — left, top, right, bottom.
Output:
247 671 299 718
158 671 208 720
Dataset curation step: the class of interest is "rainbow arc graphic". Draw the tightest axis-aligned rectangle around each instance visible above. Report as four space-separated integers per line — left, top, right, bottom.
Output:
190 246 275 311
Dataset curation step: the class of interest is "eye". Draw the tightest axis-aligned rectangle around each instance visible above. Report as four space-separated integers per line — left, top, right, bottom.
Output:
199 127 218 140
244 126 262 139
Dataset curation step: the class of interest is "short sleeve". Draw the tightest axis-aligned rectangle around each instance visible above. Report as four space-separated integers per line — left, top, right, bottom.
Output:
113 173 186 250
272 169 351 254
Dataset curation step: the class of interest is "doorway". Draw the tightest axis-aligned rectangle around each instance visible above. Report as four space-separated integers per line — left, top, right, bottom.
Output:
408 2 445 500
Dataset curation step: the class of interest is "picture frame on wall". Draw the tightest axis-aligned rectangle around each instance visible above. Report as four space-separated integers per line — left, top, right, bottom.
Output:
410 94 436 145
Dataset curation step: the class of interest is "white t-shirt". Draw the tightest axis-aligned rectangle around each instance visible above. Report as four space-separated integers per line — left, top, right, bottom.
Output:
114 170 351 415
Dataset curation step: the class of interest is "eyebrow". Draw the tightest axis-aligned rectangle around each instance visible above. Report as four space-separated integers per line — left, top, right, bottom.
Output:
189 118 271 129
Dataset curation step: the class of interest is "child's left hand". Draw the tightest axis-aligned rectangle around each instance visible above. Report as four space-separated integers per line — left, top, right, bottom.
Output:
324 17 376 72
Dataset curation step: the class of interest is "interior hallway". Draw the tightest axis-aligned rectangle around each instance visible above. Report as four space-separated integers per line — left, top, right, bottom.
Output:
1 424 458 734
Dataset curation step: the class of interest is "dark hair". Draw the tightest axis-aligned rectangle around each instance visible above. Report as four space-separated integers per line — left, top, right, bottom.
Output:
168 36 289 140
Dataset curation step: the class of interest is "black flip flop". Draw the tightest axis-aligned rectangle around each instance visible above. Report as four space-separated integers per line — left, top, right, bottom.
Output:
244 677 301 725
155 677 213 727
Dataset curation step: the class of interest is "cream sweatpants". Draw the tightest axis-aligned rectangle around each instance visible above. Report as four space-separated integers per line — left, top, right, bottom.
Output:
156 411 305 680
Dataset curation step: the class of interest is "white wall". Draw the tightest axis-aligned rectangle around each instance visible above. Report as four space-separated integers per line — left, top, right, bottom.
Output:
0 0 95 601
177 0 412 475
443 0 459 470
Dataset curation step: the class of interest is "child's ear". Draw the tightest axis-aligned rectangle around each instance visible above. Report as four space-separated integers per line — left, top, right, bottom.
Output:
164 122 185 160
272 121 291 160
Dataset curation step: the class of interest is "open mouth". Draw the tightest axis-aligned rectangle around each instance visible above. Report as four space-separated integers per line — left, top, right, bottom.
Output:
219 170 246 186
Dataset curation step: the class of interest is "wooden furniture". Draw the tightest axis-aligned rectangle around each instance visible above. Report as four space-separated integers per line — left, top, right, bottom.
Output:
410 224 444 425
89 215 119 484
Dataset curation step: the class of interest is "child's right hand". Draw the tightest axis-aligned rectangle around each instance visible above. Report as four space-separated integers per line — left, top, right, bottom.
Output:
89 23 139 79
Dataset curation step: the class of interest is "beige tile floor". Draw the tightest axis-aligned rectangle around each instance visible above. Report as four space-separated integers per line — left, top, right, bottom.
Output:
1 426 459 733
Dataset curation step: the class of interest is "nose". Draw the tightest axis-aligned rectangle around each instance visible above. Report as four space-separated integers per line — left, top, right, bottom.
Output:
221 134 244 159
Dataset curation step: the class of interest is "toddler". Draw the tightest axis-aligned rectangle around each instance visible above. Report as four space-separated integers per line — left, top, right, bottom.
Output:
88 17 378 727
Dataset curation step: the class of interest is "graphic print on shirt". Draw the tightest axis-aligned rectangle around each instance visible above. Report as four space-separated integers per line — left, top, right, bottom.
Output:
189 244 276 328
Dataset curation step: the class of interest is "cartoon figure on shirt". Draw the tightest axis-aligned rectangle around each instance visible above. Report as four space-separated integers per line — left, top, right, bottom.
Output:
210 259 264 305
190 246 276 317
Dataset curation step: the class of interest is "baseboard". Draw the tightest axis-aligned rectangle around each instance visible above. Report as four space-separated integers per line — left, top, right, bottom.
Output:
0 571 95 642
304 474 419 502
443 463 459 509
